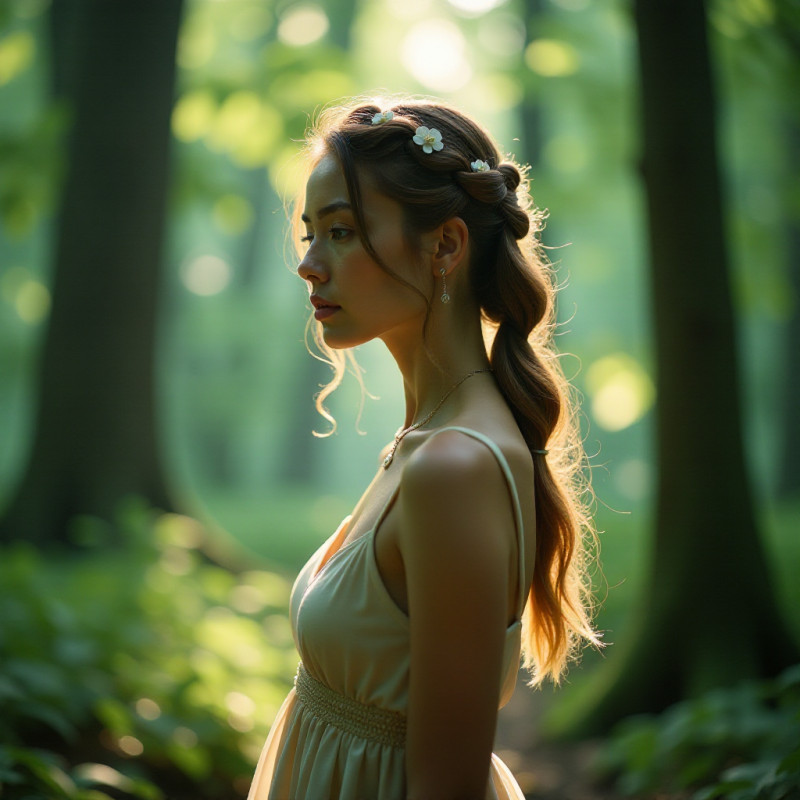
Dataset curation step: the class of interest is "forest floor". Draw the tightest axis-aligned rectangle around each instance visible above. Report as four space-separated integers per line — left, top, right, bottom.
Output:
494 677 614 799
494 675 688 800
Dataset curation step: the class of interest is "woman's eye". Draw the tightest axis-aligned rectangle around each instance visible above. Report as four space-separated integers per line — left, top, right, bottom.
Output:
300 234 313 245
329 227 350 241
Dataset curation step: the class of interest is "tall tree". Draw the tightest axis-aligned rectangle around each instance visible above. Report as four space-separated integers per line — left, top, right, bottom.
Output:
776 6 800 500
0 0 183 545
580 0 797 730
778 122 800 499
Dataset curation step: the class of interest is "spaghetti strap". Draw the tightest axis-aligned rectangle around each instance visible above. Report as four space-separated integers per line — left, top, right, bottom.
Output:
425 426 528 619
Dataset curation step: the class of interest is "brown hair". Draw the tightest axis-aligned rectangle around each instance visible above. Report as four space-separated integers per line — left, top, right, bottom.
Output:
296 97 601 685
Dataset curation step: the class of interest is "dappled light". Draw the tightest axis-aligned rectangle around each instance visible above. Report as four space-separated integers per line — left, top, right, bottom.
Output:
469 73 523 113
17 280 49 323
180 254 232 296
1 266 50 324
277 5 330 47
447 0 507 17
0 504 300 795
213 194 254 235
525 38 580 77
0 0 797 797
171 89 217 142
476 12 526 63
134 698 161 721
401 19 472 92
177 14 216 70
229 6 272 42
586 353 655 432
386 0 434 21
0 30 34 85
117 736 144 757
206 91 283 167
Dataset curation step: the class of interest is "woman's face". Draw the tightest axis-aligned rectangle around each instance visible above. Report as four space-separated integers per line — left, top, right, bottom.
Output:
298 153 427 350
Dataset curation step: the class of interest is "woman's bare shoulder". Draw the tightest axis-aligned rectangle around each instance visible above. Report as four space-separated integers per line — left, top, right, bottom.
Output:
396 429 516 561
404 426 505 489
410 419 532 479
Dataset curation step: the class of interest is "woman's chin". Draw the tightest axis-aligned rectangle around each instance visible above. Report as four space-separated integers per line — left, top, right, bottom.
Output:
320 329 367 350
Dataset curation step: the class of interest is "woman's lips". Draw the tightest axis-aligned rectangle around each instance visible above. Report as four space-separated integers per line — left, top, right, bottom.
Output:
310 295 340 321
314 305 339 321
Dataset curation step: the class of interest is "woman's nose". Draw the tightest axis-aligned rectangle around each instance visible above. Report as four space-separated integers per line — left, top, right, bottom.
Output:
297 250 328 284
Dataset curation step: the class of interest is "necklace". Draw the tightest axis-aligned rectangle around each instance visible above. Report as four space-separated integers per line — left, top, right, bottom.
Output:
382 368 492 469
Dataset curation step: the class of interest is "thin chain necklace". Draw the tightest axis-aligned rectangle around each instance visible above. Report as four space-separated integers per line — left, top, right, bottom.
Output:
382 368 491 469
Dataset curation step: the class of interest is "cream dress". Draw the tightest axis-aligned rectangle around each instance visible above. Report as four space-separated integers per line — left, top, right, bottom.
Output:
247 427 528 800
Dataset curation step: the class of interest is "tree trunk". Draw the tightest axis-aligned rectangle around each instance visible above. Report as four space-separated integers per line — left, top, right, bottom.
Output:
775 11 800 499
0 0 183 545
576 0 797 732
777 120 800 499
778 118 800 499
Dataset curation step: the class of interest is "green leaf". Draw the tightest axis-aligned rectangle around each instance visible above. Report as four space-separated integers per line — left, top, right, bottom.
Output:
19 701 78 742
693 779 753 800
93 697 133 737
776 745 800 775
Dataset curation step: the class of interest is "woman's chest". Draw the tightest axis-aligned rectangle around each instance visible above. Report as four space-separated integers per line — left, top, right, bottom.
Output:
290 529 410 671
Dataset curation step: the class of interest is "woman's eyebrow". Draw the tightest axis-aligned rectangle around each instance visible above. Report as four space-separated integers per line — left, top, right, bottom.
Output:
300 200 352 223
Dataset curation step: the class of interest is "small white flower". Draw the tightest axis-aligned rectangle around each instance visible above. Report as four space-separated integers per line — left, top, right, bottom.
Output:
412 126 444 154
470 159 490 172
371 110 394 125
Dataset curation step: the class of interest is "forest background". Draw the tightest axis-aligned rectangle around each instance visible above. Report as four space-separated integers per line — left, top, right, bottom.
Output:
0 0 798 798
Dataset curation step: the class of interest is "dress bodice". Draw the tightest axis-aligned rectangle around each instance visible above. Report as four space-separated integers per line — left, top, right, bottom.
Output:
247 427 530 800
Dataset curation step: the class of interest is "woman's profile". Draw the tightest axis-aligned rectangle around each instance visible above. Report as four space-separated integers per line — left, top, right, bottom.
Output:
247 97 601 800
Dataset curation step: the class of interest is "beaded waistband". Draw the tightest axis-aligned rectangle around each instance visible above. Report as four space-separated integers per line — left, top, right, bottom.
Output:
294 663 406 749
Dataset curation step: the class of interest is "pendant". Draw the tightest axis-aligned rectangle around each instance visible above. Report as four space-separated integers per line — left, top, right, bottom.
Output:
383 434 401 469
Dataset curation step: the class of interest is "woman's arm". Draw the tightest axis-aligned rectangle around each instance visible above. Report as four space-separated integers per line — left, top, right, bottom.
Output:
399 431 519 800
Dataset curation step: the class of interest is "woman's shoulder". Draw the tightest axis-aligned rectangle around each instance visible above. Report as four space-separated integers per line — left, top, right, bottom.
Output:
397 424 525 545
396 431 512 576
409 419 531 482
402 426 505 497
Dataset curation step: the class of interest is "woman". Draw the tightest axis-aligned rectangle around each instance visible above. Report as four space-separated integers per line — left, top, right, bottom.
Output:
247 98 600 800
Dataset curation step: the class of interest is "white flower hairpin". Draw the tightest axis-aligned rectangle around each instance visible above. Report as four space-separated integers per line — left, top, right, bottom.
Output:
371 110 394 125
413 126 444 154
471 159 490 172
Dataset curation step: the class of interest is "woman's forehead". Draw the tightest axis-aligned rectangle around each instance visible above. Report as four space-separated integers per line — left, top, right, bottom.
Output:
305 154 346 198
303 153 387 216
301 154 350 223
302 151 406 236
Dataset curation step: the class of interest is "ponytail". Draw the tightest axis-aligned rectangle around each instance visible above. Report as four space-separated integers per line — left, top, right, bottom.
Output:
482 198 602 685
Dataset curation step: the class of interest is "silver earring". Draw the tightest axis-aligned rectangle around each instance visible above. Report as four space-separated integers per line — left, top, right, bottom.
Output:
440 268 450 304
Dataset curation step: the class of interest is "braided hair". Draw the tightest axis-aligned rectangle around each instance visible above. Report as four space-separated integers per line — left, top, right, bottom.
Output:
297 98 601 685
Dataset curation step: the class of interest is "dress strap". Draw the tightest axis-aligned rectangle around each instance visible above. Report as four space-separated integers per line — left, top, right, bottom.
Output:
425 426 528 618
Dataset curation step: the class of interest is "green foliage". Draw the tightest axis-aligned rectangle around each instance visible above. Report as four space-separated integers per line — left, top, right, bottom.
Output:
0 504 297 799
595 666 800 798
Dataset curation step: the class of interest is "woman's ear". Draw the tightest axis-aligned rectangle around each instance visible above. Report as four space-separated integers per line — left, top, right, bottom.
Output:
424 217 469 276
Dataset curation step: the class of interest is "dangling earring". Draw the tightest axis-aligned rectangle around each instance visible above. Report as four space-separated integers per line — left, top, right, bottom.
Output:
440 268 450 304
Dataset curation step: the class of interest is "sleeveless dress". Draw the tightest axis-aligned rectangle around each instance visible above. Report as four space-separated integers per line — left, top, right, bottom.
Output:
247 427 529 800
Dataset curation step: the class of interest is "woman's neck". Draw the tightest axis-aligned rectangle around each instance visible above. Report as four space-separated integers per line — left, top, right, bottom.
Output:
382 305 490 429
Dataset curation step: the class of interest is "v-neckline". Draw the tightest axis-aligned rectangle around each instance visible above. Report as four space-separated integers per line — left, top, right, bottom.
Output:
310 474 404 583
310 515 355 581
